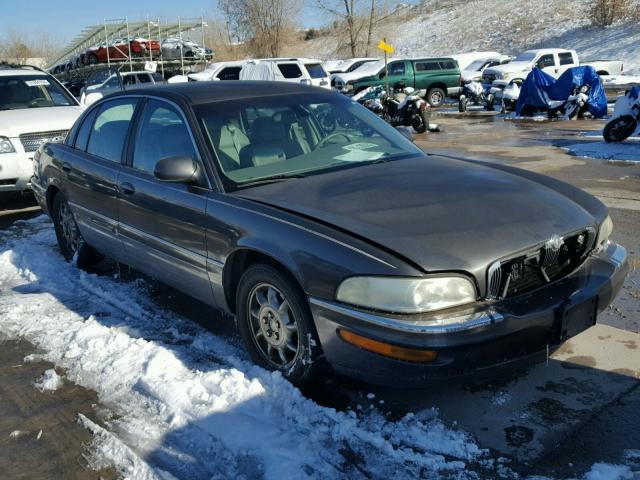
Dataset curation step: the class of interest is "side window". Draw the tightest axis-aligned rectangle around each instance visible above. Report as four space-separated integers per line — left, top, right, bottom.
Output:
558 52 574 65
277 63 303 79
217 67 242 80
439 60 456 70
86 99 138 162
122 75 137 86
537 54 555 69
136 74 152 83
415 61 440 72
388 62 405 76
73 108 98 151
132 100 196 175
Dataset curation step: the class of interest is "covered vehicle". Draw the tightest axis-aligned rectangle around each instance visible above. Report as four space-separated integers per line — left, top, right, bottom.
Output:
604 86 640 142
240 59 330 89
516 66 607 118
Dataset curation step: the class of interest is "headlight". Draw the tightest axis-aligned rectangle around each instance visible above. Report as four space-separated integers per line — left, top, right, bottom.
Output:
0 137 15 154
595 215 613 252
336 276 477 314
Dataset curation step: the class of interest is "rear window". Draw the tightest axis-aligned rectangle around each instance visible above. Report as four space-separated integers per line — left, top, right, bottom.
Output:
277 63 303 79
304 63 327 79
558 52 574 65
217 67 242 80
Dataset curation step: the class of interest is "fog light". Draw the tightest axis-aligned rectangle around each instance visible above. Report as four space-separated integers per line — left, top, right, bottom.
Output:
338 329 438 363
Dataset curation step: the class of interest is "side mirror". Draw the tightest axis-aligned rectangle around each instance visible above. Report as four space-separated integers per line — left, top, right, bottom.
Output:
396 126 414 142
154 156 198 183
82 91 103 107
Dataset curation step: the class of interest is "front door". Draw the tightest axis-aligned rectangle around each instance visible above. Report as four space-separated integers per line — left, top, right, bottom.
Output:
117 98 214 304
63 97 139 260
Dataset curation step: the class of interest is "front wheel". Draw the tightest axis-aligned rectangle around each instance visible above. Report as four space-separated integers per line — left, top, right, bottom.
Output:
426 87 446 108
603 115 637 143
236 264 323 387
52 193 103 267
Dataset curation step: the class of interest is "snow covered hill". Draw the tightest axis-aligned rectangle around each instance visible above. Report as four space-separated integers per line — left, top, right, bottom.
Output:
307 0 640 75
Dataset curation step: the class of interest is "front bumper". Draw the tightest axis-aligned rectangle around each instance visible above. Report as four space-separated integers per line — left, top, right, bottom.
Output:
0 146 34 192
310 242 628 387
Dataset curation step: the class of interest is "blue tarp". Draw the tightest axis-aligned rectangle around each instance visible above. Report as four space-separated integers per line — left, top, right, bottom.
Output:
516 66 608 118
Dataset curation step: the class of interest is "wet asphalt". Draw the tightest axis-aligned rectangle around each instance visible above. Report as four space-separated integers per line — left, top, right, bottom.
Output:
0 111 638 479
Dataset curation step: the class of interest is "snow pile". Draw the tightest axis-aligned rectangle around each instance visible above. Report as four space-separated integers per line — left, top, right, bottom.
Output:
564 135 640 163
34 368 64 392
583 463 634 480
0 217 486 480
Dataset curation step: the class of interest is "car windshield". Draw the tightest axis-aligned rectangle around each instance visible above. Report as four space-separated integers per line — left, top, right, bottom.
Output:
513 51 537 62
196 92 423 190
352 59 384 74
0 74 76 110
466 59 492 71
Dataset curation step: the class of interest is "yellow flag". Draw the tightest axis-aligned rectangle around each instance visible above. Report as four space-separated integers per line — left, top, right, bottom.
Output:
377 40 394 54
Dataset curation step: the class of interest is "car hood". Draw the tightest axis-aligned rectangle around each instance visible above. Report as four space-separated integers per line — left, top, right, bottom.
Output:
0 106 83 138
333 61 385 84
484 62 531 76
235 156 596 274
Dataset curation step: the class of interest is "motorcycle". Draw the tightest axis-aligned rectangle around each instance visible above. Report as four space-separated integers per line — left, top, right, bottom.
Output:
458 80 491 112
547 84 591 119
358 84 432 133
604 86 640 143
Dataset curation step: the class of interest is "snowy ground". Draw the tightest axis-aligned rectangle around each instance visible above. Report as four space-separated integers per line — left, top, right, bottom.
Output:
565 131 640 163
0 217 488 480
1 216 638 479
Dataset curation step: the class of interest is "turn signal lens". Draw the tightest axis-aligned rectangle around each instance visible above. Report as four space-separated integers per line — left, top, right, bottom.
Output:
338 329 438 363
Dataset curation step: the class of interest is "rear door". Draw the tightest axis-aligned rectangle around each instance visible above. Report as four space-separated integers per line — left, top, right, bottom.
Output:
63 97 139 260
117 98 214 304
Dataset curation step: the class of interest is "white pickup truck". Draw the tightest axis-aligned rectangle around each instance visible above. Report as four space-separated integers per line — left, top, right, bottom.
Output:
482 48 624 84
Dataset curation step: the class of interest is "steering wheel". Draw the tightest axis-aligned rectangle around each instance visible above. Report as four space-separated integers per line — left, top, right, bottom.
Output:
316 132 352 149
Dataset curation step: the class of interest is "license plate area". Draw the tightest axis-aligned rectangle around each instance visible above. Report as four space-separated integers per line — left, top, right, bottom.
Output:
557 297 598 341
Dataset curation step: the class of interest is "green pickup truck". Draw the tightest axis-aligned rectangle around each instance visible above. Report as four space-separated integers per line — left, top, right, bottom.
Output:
334 57 461 107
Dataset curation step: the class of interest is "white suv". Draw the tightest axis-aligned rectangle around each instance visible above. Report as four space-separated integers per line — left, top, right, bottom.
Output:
240 58 331 89
0 66 82 193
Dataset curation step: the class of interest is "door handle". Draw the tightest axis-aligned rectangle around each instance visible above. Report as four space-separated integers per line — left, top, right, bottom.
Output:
119 182 135 195
61 162 71 173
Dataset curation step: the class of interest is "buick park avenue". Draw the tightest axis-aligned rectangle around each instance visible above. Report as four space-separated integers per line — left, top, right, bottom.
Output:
32 82 628 386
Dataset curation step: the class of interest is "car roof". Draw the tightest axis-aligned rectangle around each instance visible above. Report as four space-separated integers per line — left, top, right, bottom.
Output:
114 81 336 105
0 67 48 77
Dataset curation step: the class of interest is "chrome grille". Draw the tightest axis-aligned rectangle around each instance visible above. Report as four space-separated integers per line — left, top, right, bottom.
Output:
19 130 68 153
487 230 595 299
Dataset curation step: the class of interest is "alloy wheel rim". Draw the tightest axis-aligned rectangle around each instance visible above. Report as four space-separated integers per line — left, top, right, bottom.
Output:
248 283 300 368
431 91 443 104
59 201 80 255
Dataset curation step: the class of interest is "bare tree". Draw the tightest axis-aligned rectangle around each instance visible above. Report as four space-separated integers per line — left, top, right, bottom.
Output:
590 0 629 26
219 0 301 57
315 0 404 58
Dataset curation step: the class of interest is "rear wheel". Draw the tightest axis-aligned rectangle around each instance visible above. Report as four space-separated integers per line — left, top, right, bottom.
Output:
88 53 98 65
603 115 637 143
52 192 103 267
458 95 468 112
411 111 427 133
237 264 323 387
427 87 446 107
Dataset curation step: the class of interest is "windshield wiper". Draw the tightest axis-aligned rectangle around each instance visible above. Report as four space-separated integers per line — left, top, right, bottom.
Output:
236 173 307 188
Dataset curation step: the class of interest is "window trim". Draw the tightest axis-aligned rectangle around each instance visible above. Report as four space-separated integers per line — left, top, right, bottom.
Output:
124 96 212 189
72 107 99 151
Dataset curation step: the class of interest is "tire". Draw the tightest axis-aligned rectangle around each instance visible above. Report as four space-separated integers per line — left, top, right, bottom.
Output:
88 54 98 65
236 263 324 387
51 192 103 267
427 87 446 108
411 112 427 133
604 115 638 143
458 96 468 112
485 94 495 112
